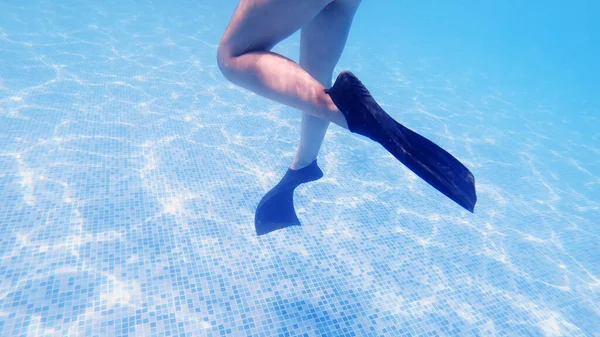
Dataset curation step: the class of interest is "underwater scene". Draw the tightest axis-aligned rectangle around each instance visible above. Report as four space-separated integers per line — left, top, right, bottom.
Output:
0 0 598 336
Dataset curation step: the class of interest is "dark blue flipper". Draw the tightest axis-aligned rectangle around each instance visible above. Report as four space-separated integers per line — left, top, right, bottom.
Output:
255 160 323 236
325 71 477 212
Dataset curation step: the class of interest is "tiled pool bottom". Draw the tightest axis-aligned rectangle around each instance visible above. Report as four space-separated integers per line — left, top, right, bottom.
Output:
1 0 599 336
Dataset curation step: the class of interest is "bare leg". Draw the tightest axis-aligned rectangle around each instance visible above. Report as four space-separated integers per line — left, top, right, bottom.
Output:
217 0 349 128
290 0 361 169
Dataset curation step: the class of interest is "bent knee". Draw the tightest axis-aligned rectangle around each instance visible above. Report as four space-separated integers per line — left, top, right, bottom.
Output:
216 43 237 81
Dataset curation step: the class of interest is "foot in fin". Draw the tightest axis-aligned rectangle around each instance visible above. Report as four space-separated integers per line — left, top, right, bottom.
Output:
255 160 323 236
325 71 477 212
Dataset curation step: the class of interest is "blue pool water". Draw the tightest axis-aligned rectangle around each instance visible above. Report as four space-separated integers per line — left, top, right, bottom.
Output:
1 0 598 336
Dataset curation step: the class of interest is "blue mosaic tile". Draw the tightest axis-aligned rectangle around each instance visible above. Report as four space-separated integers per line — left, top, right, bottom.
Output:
0 0 598 336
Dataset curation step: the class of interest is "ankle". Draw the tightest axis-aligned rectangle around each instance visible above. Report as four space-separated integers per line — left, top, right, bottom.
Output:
290 157 315 170
317 89 348 129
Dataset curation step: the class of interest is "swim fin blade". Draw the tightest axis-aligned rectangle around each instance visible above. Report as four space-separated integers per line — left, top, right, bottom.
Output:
255 160 323 236
326 71 477 212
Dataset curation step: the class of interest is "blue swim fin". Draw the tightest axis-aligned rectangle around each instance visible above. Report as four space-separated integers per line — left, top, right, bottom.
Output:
255 160 323 236
325 71 477 212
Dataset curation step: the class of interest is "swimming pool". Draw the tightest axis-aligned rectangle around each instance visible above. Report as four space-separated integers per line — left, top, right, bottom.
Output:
1 0 598 336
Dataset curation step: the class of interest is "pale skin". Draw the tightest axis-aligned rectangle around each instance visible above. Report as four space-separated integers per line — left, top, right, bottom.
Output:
217 0 362 169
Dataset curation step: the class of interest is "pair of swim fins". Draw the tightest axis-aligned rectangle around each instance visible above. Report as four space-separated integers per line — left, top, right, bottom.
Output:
255 71 477 236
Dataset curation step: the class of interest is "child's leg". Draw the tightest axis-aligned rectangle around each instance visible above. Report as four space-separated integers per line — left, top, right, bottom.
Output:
217 0 348 128
290 0 361 169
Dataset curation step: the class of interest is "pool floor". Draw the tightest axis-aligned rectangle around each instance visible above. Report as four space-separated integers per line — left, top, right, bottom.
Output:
0 1 598 336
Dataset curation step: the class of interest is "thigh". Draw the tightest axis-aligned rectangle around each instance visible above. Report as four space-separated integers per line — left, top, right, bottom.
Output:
219 0 333 58
299 0 362 85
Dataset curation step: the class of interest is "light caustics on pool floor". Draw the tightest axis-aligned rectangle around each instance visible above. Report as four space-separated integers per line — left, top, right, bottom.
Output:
0 1 599 336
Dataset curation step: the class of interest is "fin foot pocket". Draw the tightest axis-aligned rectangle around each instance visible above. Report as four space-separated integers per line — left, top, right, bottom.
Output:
254 160 323 236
